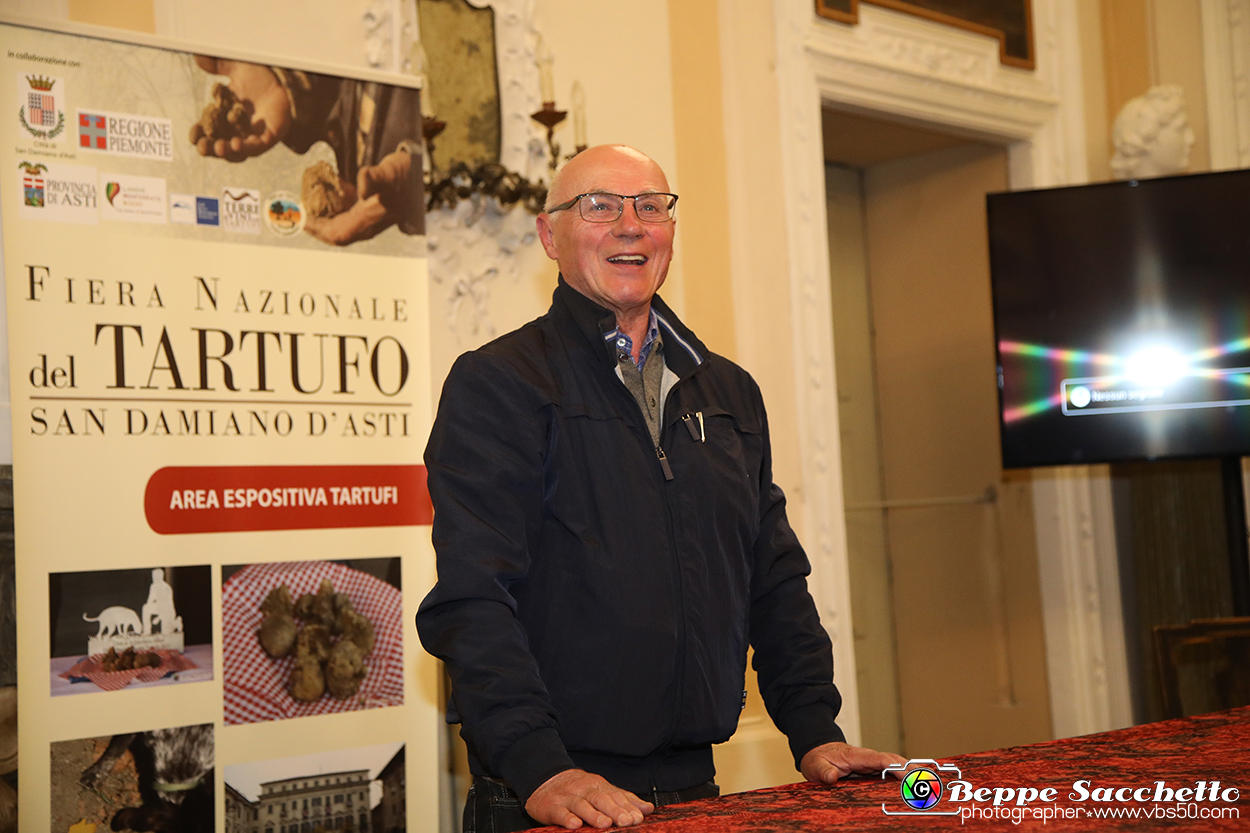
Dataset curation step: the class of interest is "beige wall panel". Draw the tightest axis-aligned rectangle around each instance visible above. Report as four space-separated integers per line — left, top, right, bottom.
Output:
158 0 378 71
713 0 813 791
862 142 1052 759
886 505 1050 755
1150 0 1211 172
715 0 798 515
69 0 154 32
1079 0 1112 181
669 0 735 360
1101 0 1154 131
825 162 903 756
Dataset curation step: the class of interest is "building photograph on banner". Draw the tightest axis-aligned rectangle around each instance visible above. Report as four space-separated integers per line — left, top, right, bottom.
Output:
0 16 434 832
224 741 405 833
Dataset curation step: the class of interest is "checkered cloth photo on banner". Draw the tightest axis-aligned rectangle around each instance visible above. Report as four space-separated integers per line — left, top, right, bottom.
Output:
59 649 199 692
222 560 404 725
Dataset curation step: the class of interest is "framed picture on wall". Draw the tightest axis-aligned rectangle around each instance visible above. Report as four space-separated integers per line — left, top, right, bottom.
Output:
815 0 1035 69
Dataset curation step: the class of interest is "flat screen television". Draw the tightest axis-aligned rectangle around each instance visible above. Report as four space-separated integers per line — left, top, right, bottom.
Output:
987 168 1250 469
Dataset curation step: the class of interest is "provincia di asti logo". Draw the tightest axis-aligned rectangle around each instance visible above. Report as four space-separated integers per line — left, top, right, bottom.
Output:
882 759 1241 825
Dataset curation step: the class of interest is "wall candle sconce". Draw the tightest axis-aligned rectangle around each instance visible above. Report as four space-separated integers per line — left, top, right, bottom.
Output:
417 33 545 215
419 33 586 215
530 33 569 177
530 102 567 178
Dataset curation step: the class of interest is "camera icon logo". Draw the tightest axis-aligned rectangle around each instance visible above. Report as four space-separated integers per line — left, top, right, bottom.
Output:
881 759 963 816
901 767 942 809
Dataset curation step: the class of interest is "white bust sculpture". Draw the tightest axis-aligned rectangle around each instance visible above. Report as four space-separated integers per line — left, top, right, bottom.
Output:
1110 85 1196 179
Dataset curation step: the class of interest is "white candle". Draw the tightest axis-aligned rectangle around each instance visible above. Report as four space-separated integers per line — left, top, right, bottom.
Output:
571 81 586 147
536 35 555 104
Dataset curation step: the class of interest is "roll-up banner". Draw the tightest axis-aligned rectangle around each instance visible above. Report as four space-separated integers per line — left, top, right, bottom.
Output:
1 19 436 832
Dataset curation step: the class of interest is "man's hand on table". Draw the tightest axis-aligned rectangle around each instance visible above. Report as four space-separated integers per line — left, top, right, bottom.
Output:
525 769 655 829
801 741 909 784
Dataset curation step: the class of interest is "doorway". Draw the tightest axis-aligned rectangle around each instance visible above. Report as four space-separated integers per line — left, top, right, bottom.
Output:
824 108 1053 759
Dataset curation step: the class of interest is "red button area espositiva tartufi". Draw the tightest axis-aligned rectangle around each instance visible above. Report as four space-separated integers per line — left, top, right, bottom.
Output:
144 465 432 533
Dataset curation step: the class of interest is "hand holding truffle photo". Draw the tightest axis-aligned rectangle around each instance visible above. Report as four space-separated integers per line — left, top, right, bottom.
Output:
189 82 255 154
188 56 293 162
302 161 356 221
303 150 416 246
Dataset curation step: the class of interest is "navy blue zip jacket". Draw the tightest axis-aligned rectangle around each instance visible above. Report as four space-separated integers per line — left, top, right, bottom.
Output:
416 278 845 802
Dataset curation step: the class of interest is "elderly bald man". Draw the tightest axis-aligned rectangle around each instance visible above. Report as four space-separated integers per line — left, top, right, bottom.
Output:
417 145 904 831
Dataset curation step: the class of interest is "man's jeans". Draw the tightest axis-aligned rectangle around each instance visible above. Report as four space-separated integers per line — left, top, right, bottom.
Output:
463 776 720 833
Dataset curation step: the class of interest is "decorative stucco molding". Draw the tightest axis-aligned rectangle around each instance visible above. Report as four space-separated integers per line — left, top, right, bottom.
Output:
422 0 545 346
362 0 411 72
1202 0 1250 169
1032 466 1133 736
364 0 546 346
425 198 537 342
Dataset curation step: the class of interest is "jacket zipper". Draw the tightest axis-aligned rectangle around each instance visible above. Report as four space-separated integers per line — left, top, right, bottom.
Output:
655 387 705 483
656 445 674 480
654 364 706 751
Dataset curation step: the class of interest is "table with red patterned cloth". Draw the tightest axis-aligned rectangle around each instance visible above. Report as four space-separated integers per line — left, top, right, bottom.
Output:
534 707 1249 831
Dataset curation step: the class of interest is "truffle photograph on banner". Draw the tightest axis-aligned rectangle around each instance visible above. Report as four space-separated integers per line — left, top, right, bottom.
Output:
48 565 212 696
222 558 403 724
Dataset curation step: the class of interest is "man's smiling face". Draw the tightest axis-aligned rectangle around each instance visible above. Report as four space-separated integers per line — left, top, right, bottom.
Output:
536 145 675 319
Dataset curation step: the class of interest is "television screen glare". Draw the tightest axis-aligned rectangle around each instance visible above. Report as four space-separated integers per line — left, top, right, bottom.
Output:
987 169 1250 468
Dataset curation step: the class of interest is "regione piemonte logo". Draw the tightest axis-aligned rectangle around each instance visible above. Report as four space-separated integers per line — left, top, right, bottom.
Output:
76 108 173 160
883 759 963 816
79 112 107 149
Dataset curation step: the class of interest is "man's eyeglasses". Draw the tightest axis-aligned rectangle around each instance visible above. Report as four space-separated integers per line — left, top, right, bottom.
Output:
546 192 678 223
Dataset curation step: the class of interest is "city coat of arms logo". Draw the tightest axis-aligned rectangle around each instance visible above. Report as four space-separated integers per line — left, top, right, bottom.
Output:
19 161 48 207
19 73 66 140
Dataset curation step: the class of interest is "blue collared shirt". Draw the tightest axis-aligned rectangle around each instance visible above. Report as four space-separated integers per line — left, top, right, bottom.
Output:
604 309 660 370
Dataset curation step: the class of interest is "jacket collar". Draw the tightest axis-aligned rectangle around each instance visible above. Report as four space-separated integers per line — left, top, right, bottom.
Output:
552 276 706 377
